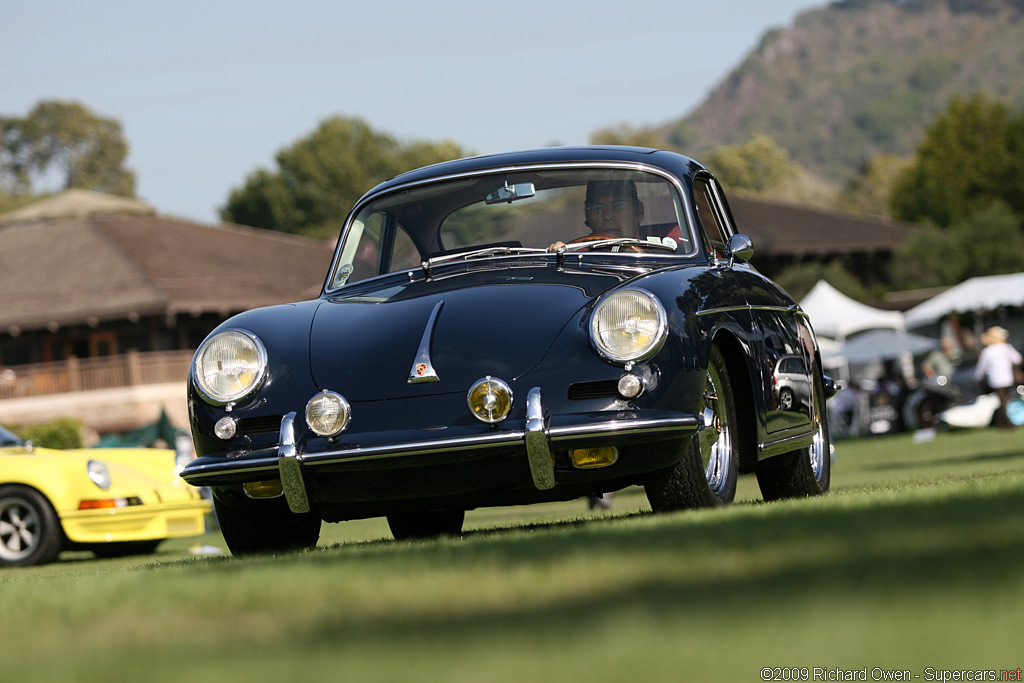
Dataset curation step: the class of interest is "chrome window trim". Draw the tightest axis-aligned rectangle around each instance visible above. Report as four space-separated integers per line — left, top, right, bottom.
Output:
324 161 702 295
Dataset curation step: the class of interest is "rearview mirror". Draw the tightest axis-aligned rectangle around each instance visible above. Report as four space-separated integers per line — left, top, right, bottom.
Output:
485 182 536 205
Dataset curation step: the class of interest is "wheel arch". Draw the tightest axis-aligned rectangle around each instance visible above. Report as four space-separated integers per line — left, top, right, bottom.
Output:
710 330 759 474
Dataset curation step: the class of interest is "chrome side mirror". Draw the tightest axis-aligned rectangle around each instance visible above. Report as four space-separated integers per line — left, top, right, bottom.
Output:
728 234 754 264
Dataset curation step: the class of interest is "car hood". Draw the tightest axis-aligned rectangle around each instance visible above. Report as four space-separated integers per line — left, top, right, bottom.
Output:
309 261 640 400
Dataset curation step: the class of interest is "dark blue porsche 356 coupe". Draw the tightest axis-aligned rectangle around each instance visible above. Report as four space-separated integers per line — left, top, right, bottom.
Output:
183 146 834 554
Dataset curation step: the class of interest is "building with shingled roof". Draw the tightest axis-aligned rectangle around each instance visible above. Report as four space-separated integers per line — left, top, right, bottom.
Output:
0 191 332 436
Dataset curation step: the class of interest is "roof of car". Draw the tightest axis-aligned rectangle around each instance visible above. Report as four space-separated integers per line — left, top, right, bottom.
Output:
367 146 705 198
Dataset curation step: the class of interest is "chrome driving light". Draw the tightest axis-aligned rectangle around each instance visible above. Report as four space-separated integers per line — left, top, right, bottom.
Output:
467 377 513 424
306 390 351 437
87 460 111 491
617 372 645 399
193 330 267 404
590 289 668 363
214 416 238 440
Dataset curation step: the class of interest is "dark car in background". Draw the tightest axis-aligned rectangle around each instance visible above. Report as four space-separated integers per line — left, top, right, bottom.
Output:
181 146 834 555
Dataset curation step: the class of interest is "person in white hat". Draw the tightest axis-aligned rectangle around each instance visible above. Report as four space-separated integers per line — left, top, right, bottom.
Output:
974 326 1022 428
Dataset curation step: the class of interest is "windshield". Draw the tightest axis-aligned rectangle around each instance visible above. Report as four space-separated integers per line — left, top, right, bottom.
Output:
329 168 692 288
0 424 23 447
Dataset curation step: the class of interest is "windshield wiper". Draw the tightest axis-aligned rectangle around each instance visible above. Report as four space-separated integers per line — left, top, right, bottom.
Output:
421 246 549 276
559 238 677 253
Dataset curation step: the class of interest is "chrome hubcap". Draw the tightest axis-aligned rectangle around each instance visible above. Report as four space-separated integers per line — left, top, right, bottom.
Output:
0 499 38 561
808 378 827 484
699 368 732 496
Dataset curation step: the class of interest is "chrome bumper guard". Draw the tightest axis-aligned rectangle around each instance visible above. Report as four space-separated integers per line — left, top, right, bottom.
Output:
525 387 555 490
277 412 311 514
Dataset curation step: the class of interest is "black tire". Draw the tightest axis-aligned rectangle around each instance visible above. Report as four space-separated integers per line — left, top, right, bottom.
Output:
757 366 832 501
645 345 739 511
387 510 465 540
214 496 321 556
0 485 63 567
91 540 162 559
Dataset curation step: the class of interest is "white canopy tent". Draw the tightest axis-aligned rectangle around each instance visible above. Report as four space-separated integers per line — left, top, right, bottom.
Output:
821 329 938 365
904 272 1024 329
799 280 904 341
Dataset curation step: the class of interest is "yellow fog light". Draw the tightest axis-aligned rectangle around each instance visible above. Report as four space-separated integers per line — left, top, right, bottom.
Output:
306 390 351 437
467 376 513 423
244 480 283 499
570 447 618 469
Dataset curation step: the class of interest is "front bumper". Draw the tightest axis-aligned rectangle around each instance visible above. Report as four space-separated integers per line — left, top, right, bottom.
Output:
183 387 698 514
59 499 211 544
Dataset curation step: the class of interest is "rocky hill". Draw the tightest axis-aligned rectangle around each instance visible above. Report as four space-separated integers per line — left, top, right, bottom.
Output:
667 0 1024 181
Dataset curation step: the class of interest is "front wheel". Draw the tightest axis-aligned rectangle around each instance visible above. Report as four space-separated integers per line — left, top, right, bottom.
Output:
0 486 63 567
387 510 465 540
645 345 738 511
214 496 321 556
757 367 831 501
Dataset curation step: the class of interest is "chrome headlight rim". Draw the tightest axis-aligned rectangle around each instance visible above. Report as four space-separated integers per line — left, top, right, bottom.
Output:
589 287 669 364
467 376 514 424
305 390 352 437
192 329 269 406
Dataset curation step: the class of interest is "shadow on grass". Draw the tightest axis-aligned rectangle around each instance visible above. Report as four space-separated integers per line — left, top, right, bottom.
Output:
863 448 1024 471
176 482 1024 662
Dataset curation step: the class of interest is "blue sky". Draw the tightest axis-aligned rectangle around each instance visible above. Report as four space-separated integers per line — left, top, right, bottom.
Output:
1 0 823 223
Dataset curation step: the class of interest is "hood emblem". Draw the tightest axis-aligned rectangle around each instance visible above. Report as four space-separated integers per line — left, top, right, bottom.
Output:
408 300 444 384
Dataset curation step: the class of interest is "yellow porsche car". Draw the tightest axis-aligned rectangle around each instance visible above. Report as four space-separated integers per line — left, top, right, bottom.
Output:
1 424 211 567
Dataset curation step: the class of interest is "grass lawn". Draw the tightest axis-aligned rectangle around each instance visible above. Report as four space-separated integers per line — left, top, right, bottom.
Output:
2 428 1023 682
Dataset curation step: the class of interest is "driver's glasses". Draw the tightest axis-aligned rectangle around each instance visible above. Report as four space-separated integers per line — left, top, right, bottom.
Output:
586 201 632 216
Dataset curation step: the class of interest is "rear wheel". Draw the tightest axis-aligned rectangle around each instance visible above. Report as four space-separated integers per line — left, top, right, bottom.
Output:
757 367 831 501
214 496 321 556
645 345 738 511
0 486 63 567
387 510 465 540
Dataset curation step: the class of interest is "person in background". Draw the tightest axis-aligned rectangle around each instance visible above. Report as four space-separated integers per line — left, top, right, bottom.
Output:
921 337 956 382
974 326 1023 429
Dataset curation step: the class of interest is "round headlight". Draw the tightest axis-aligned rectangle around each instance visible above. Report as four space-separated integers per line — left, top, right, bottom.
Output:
306 391 351 437
193 330 267 404
87 460 111 491
467 377 513 424
590 289 668 363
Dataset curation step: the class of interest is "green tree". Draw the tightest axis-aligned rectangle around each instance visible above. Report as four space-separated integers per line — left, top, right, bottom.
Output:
773 261 868 303
837 154 912 217
890 94 1016 227
589 123 665 149
889 224 962 290
706 135 800 193
0 100 135 197
221 117 464 237
890 201 1024 289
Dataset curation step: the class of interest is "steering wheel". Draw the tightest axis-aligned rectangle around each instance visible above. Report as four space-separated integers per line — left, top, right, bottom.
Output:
567 234 644 253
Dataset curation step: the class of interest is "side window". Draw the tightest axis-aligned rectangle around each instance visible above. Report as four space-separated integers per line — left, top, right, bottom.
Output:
692 177 729 259
388 226 421 272
332 212 386 287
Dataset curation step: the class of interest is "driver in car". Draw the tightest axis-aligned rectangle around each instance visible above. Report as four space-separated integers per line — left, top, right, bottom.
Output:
548 180 644 251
